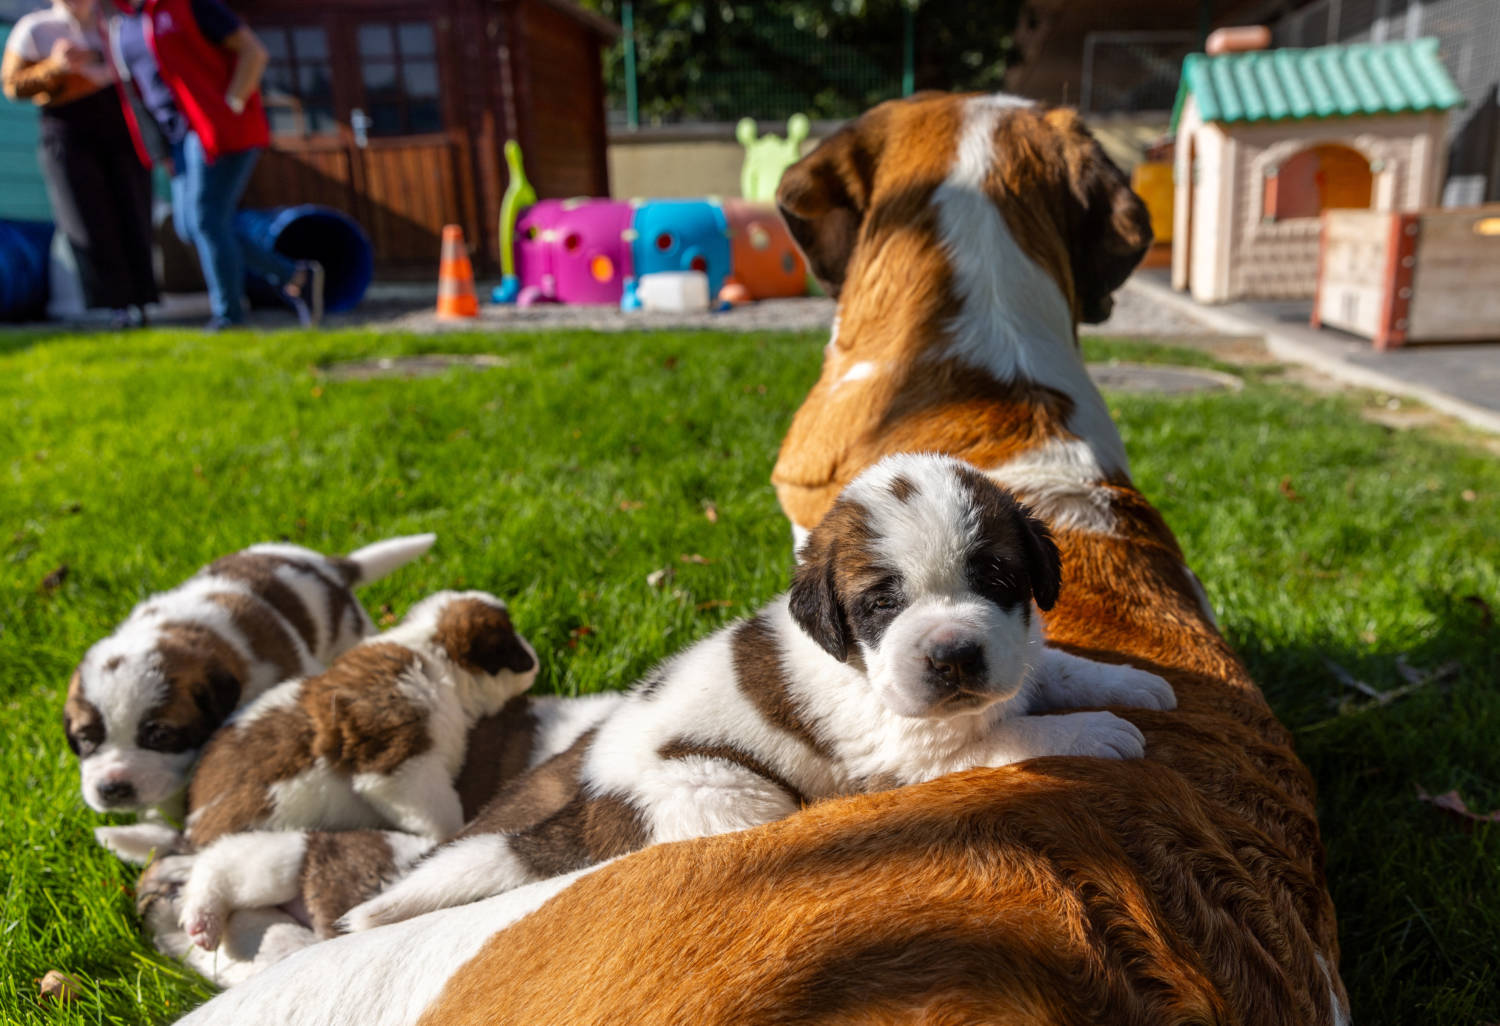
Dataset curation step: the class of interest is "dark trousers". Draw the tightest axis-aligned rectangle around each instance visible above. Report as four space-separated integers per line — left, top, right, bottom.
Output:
38 89 159 310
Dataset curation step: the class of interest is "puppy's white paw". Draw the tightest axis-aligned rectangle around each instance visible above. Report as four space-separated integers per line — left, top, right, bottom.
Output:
184 907 223 951
96 823 182 865
1064 711 1147 760
1097 665 1177 711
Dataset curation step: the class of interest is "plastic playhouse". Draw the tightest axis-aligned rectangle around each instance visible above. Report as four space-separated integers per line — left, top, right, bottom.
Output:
494 122 809 311
1169 36 1462 304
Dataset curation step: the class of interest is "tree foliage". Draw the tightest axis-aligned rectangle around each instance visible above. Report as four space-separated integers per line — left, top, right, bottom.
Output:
577 0 1024 124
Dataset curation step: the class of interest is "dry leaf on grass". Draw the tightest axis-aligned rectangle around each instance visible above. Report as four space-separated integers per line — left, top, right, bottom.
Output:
38 564 68 595
1279 476 1302 502
646 567 675 589
37 970 82 1004
704 502 718 524
679 553 712 565
1416 786 1500 830
618 500 645 512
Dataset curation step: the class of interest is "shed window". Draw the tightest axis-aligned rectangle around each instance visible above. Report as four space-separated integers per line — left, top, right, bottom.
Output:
357 21 443 137
1263 144 1373 222
259 25 336 138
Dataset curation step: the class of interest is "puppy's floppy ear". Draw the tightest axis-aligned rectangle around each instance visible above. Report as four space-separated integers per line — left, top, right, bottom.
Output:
1045 108 1152 324
1014 507 1062 612
788 538 852 662
775 115 881 298
194 667 242 727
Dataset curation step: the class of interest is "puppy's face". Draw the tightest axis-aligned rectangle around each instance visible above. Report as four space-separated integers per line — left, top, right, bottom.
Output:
790 454 1060 719
65 628 244 812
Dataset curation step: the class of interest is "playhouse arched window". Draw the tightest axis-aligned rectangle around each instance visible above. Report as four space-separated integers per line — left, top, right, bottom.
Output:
1263 144 1374 222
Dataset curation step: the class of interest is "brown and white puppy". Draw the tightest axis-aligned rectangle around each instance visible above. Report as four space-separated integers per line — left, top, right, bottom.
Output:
172 590 538 950
342 454 1173 932
68 535 435 816
118 690 622 988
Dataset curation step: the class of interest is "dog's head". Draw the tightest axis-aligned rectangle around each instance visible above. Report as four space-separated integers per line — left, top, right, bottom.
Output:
776 92 1150 324
789 453 1060 719
66 621 247 813
400 591 539 700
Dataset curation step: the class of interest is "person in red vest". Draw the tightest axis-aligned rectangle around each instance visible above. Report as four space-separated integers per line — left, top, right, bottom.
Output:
104 0 322 329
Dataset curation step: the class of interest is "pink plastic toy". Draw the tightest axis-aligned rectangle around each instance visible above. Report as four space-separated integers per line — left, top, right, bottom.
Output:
514 198 635 306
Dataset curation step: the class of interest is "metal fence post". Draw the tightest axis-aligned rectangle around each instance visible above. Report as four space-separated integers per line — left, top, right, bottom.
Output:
623 0 639 129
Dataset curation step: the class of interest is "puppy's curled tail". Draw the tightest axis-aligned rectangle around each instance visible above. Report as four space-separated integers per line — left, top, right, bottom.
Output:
340 533 437 587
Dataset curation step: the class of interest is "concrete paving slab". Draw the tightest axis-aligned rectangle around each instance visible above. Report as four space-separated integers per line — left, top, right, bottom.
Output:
1126 270 1500 435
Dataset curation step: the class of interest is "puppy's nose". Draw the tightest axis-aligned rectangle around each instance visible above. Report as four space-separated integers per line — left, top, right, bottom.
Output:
97 779 137 806
926 641 985 686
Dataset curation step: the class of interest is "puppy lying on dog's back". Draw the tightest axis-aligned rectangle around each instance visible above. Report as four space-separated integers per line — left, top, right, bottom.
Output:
65 534 435 815
345 453 1175 930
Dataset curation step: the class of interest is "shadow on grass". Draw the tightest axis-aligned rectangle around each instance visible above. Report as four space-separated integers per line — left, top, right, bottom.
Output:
1233 601 1500 1025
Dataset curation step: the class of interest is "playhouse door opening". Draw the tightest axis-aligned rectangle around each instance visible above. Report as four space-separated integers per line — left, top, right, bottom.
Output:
1265 144 1374 220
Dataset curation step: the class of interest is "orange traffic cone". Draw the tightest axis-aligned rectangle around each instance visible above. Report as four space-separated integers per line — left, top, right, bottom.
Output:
436 224 479 319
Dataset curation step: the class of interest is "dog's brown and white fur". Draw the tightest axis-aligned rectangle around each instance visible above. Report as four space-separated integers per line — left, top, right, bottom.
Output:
67 535 434 815
176 93 1346 1026
169 591 538 950
342 454 1173 931
111 690 622 988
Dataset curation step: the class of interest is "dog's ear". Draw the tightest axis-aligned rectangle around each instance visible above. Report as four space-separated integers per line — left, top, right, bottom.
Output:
1045 108 1152 324
775 116 881 298
194 667 242 727
1014 507 1062 612
788 537 851 662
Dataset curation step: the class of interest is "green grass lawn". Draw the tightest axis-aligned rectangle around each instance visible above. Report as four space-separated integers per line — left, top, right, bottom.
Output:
1 324 1496 1024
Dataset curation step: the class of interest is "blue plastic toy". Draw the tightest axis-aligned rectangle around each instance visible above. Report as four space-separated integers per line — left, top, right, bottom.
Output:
628 199 732 299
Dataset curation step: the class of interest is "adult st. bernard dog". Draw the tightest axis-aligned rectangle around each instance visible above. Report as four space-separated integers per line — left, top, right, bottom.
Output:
174 92 1347 1026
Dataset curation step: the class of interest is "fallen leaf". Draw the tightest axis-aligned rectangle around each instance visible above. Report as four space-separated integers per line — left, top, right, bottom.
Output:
310 385 324 398
703 502 718 524
1463 594 1493 630
37 970 82 1004
679 553 712 565
646 567 675 589
567 625 595 649
38 564 68 595
696 599 734 611
1462 489 1477 502
378 603 397 628
1416 785 1500 830
1278 476 1302 502
619 500 645 512
663 356 679 370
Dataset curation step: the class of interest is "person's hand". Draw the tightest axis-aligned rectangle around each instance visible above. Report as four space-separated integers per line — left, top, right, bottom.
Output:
49 37 89 71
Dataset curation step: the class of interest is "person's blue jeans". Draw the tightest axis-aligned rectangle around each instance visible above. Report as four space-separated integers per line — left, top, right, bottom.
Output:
170 132 297 323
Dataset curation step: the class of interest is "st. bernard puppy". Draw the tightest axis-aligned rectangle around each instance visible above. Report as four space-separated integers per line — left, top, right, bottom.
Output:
119 690 623 987
172 591 538 950
342 453 1173 932
171 92 1346 1026
67 534 435 815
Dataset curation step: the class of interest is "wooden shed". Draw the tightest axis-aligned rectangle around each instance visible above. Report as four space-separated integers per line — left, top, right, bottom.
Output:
237 0 617 274
1169 39 1463 304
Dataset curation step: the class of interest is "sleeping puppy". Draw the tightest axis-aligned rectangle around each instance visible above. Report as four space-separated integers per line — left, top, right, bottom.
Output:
66 534 435 816
344 453 1175 930
112 691 622 985
170 590 537 949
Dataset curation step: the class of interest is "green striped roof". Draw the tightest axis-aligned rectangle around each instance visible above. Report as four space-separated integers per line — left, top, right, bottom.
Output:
1170 39 1463 132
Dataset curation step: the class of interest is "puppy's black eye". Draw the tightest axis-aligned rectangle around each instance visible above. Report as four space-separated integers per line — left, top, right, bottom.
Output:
870 595 896 611
137 722 190 753
65 720 104 758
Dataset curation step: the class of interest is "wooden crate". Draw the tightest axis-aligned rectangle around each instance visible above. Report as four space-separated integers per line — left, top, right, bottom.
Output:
1313 206 1500 349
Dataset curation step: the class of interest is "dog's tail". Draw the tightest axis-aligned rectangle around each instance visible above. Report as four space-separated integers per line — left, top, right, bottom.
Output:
338 834 537 932
340 533 437 587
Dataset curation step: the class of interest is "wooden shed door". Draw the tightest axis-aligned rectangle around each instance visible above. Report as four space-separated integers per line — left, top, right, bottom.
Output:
246 15 476 273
